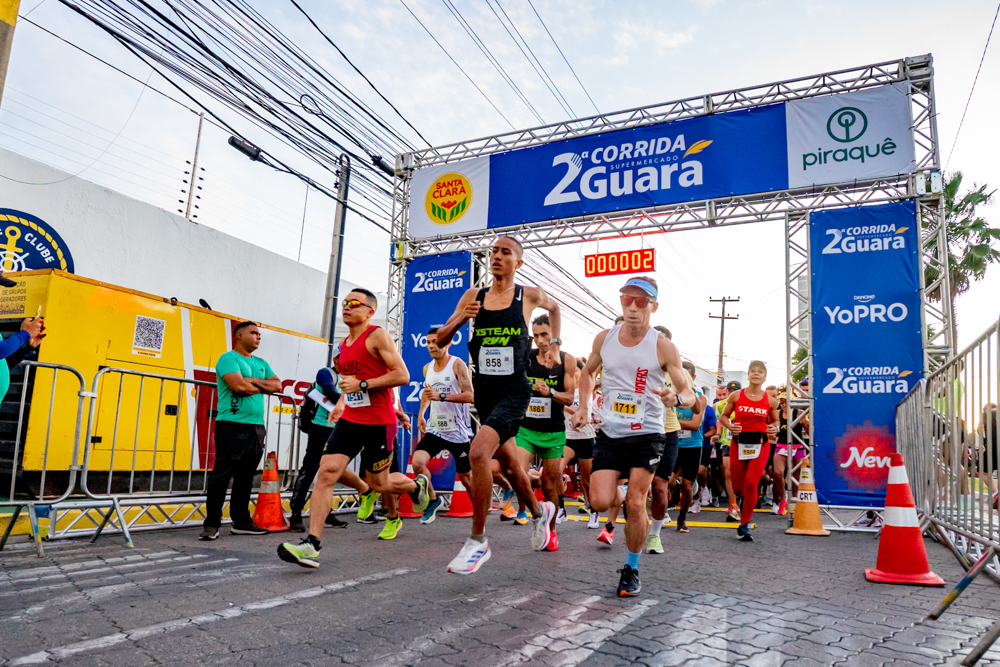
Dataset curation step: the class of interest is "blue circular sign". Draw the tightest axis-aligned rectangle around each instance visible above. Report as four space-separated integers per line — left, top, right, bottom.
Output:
0 209 75 274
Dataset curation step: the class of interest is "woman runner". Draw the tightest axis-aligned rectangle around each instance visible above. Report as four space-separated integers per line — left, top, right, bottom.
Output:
718 360 778 541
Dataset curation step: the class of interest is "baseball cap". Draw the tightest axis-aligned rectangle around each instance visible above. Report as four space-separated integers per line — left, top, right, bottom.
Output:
778 392 787 400
799 379 809 386
620 277 657 300
726 380 742 392
0 273 16 288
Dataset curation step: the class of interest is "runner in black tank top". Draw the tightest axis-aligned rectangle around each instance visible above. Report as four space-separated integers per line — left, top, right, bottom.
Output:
514 315 576 550
433 236 563 575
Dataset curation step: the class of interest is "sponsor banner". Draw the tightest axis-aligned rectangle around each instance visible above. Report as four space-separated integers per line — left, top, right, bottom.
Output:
810 202 923 507
407 85 915 239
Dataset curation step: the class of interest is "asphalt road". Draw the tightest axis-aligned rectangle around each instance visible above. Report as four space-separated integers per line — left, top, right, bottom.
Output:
1 507 999 666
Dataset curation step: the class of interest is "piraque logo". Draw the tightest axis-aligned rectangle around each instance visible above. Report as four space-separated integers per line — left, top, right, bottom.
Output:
425 172 472 225
801 106 897 172
827 107 868 143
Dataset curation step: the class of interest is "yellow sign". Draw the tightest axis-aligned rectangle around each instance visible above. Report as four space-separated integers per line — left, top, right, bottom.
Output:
425 172 472 226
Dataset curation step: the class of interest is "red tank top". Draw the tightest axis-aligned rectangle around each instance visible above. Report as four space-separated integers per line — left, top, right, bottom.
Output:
335 325 396 426
733 389 770 433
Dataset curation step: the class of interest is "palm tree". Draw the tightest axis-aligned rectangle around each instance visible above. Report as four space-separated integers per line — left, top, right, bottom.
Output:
924 172 999 342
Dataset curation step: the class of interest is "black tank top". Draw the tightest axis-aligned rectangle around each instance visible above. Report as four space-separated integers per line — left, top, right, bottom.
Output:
523 350 566 433
468 285 531 388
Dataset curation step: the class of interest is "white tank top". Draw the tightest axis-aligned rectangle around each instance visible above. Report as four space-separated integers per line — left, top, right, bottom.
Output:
565 388 597 440
599 324 666 438
425 356 473 444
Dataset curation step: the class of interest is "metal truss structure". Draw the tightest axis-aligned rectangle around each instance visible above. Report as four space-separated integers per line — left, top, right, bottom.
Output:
387 56 954 516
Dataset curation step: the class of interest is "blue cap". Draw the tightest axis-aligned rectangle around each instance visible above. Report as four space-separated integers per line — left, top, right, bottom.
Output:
621 278 657 300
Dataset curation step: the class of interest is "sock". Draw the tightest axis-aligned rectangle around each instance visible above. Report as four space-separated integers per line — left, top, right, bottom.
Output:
605 519 615 531
470 533 486 543
559 495 565 509
625 549 641 569
307 534 321 550
650 518 664 538
678 508 688 524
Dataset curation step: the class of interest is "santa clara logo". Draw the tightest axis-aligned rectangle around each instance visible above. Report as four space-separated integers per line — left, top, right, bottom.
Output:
425 172 472 226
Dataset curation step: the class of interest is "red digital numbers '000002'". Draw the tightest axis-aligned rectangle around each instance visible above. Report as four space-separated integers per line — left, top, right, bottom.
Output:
583 249 655 278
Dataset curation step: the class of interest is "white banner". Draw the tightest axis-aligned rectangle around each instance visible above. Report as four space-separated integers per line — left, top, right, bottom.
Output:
408 156 490 239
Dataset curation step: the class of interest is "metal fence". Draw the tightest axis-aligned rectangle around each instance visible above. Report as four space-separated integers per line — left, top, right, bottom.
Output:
896 318 1000 581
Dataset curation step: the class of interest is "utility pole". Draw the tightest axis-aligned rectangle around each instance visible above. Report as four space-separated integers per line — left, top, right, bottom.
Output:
709 296 739 385
321 155 350 366
0 0 21 106
183 112 204 221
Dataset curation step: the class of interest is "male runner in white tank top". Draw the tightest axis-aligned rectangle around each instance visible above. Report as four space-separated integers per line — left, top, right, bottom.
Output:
414 327 475 524
574 276 697 597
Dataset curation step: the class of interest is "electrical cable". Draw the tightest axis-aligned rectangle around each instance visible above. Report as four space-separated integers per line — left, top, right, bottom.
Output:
527 0 600 115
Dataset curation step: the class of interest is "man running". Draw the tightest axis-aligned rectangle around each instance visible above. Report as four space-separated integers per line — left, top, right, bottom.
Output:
574 277 696 597
434 236 560 574
669 361 707 534
564 359 598 528
718 361 779 542
644 325 682 554
414 326 475 524
772 390 809 515
698 398 718 510
277 289 429 568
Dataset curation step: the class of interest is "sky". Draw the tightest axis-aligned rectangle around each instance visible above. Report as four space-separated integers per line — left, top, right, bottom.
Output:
2 0 999 381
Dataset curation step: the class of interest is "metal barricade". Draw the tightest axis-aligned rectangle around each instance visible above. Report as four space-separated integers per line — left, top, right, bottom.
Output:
0 361 90 557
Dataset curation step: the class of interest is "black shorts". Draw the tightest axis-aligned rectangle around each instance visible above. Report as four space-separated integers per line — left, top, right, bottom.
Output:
416 432 471 474
473 375 532 445
701 444 715 467
654 430 680 480
565 437 595 461
594 432 667 476
719 444 731 459
323 420 396 474
673 447 701 482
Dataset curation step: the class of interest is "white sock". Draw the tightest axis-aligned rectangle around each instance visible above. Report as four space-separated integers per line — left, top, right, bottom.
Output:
650 518 664 538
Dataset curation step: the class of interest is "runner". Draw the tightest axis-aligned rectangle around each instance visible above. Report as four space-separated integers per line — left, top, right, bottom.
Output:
564 359 599 529
277 289 429 568
697 398 718 510
574 276 696 596
669 361 707 534
413 327 475 524
718 361 779 542
645 325 682 554
715 381 741 520
434 236 560 574
771 390 809 515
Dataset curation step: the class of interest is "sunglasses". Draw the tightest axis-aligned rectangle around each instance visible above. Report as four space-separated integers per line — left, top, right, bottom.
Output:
342 299 373 310
620 294 652 308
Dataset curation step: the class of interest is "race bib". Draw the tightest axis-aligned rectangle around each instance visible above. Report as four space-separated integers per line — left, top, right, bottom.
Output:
430 410 456 432
738 444 762 460
345 390 370 409
478 347 514 375
526 396 552 419
606 391 645 424
710 448 717 459
678 430 692 439
307 388 337 413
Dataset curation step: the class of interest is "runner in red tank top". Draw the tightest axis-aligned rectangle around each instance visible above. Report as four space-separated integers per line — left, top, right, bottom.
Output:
277 288 430 569
719 360 778 541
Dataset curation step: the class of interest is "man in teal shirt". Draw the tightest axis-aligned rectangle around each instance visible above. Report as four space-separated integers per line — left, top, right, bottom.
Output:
201 321 282 540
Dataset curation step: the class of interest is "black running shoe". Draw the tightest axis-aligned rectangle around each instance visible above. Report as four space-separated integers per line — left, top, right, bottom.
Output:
357 514 378 525
616 564 641 597
737 523 754 542
676 520 689 533
231 523 268 535
199 526 219 541
325 513 348 528
288 513 305 533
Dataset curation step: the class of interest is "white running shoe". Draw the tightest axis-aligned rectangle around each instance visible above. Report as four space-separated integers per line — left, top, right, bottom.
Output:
700 487 711 506
556 507 568 524
587 511 600 529
447 538 491 574
531 501 555 550
690 499 701 514
771 502 781 515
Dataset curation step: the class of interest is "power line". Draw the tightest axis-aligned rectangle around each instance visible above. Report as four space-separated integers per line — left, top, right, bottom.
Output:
527 0 599 115
398 0 516 130
945 1 1000 169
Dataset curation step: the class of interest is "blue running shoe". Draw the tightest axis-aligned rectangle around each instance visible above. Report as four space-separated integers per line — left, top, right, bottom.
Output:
421 496 444 524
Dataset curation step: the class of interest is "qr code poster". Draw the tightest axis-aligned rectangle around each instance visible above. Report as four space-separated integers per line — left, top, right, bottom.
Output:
132 315 166 358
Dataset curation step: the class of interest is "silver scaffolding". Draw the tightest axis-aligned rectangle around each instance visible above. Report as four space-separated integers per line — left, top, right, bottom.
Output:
388 55 954 517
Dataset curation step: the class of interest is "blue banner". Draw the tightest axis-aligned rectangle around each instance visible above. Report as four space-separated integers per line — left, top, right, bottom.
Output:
810 201 923 507
401 251 472 490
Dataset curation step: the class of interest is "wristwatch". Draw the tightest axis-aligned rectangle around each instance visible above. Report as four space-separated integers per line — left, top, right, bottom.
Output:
438 391 448 402
549 338 562 346
675 394 683 407
359 380 369 392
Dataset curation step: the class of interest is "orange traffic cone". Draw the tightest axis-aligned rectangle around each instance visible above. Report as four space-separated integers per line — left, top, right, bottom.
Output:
252 452 289 532
785 459 830 536
397 472 422 518
865 453 944 586
444 477 474 518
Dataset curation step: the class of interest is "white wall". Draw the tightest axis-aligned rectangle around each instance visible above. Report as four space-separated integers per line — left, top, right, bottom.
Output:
0 149 388 337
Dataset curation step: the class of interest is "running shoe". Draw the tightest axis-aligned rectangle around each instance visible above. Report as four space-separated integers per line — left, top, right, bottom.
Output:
199 526 219 541
325 513 348 528
447 537 491 574
502 488 515 504
500 505 517 521
277 538 320 568
700 487 712 506
578 503 591 514
727 507 741 522
711 496 720 508
616 564 641 597
556 507 568 524
777 499 788 516
690 499 702 514
411 474 430 513
231 523 268 535
545 531 559 552
514 511 528 525
357 513 378 525
376 508 389 521
676 520 690 533
645 534 663 554
357 490 378 522
771 501 781 515
737 523 754 542
421 496 444 524
378 516 402 540
587 511 601 529
597 524 614 545
288 513 305 533
531 501 555 551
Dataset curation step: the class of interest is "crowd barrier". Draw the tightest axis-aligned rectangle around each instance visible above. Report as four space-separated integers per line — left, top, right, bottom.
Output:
896 318 1000 583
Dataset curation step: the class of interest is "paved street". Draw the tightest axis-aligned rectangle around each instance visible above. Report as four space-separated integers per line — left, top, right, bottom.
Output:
1 508 998 666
